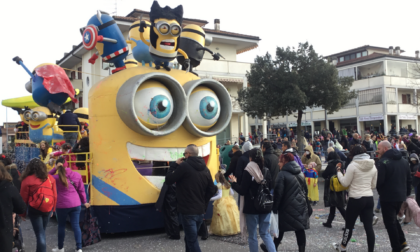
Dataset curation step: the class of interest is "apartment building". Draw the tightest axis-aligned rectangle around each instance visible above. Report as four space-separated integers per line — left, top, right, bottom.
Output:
261 45 420 137
56 9 260 145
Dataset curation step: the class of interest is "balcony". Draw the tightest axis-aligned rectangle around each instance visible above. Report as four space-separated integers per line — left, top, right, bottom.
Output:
195 59 251 75
71 79 83 90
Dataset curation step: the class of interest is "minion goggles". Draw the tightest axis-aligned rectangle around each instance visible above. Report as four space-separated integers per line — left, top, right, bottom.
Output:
153 21 181 37
24 110 55 121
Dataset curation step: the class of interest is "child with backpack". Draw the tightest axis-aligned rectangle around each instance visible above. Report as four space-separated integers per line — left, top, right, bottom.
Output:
209 169 240 236
303 162 319 206
20 158 57 252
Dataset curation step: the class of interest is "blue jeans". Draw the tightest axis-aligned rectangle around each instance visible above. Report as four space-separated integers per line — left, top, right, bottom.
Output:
64 132 78 146
179 214 203 252
376 197 381 210
245 213 276 252
57 206 82 250
28 210 52 252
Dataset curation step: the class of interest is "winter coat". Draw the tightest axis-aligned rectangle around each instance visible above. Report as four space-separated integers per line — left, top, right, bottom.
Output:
72 143 90 168
272 161 309 232
165 156 217 215
334 148 347 161
337 153 377 199
362 140 373 151
335 141 343 151
0 180 26 252
341 136 349 150
51 150 77 171
235 150 251 185
231 166 272 214
409 153 420 175
411 138 420 149
6 164 21 192
264 147 280 188
322 159 346 208
301 145 322 173
349 138 361 149
406 141 420 155
413 171 420 204
49 167 87 209
20 174 57 215
225 150 242 177
283 148 305 172
58 111 80 132
377 149 412 202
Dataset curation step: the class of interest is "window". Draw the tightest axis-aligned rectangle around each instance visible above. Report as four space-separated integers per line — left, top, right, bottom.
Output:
387 61 407 77
338 67 356 79
345 55 350 61
342 97 356 109
70 71 75 80
79 97 83 107
386 88 397 104
362 51 367 57
77 67 82 79
102 62 115 70
356 52 361 58
402 94 411 104
350 54 356 60
339 57 344 62
358 88 382 105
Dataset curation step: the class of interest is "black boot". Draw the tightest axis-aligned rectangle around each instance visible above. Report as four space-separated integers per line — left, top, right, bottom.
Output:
298 245 305 252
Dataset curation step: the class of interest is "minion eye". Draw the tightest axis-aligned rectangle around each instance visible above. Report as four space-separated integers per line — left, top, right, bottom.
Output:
24 111 32 121
188 87 220 131
32 113 39 121
134 80 174 129
171 26 180 35
159 24 169 34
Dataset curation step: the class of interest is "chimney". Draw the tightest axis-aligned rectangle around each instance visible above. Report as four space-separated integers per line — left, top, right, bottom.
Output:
395 46 401 56
416 50 419 58
214 19 220 31
389 46 394 55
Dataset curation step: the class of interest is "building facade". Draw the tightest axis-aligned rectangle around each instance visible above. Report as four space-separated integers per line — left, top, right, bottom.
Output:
259 45 420 138
56 9 260 145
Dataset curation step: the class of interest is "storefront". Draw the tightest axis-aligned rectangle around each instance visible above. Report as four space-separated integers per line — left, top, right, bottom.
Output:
288 122 311 133
359 115 384 134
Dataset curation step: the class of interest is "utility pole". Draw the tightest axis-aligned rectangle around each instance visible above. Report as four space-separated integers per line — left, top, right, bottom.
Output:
324 109 328 130
5 107 8 154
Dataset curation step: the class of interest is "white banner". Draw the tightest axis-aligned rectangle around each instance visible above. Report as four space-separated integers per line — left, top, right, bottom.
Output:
359 115 384 122
289 122 311 127
399 115 416 120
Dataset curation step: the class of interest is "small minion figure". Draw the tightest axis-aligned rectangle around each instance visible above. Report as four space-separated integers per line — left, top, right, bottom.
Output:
127 20 154 67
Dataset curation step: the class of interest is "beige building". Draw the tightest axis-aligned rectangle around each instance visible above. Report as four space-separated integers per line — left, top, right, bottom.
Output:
264 45 420 137
56 9 260 145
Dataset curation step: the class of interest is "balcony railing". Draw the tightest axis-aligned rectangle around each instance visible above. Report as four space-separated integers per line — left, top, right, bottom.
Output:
195 59 251 74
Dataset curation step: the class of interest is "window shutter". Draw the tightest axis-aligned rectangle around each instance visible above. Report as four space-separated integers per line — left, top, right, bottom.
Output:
402 94 407 104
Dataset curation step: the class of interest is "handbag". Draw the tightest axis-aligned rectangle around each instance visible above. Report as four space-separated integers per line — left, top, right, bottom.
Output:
79 207 101 247
295 175 313 217
329 175 349 192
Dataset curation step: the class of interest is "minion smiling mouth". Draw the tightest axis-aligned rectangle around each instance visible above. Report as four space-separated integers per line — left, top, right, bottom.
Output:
127 142 211 189
30 124 41 129
160 39 175 50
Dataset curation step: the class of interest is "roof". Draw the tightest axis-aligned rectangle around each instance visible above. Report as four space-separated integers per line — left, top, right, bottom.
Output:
126 9 208 26
336 52 420 67
325 45 405 58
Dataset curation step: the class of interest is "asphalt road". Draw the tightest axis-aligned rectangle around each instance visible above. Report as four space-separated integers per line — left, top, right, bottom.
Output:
17 178 420 252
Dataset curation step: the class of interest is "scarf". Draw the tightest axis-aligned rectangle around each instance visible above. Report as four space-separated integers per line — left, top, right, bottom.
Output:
239 162 264 238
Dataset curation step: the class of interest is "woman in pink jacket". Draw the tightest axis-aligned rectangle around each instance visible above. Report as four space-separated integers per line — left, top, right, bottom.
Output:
49 157 90 252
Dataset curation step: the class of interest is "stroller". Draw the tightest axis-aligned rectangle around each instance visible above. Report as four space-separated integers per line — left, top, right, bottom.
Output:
12 213 24 252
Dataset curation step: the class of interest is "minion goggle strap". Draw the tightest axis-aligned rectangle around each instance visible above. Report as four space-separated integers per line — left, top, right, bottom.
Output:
23 110 54 121
79 20 116 35
153 21 181 37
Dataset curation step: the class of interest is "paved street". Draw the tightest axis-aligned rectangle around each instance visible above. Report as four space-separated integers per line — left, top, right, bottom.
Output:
19 178 420 252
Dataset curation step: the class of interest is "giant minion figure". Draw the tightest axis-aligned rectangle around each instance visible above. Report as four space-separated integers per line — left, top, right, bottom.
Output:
22 107 64 144
177 24 224 75
81 11 128 74
127 20 154 67
139 1 190 72
89 66 232 233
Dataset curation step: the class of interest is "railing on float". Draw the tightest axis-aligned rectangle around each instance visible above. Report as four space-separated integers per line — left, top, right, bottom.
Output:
61 152 92 185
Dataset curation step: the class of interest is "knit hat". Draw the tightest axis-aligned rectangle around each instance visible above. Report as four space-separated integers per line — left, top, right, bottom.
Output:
242 141 252 152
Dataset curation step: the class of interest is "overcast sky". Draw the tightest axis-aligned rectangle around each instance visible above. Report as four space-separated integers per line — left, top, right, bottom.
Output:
1 0 419 125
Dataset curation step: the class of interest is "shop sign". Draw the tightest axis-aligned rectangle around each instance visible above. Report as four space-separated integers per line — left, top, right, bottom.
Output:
359 115 384 122
289 122 311 127
399 115 416 120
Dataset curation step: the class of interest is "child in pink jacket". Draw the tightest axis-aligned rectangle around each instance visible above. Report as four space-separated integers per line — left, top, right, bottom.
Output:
51 143 77 170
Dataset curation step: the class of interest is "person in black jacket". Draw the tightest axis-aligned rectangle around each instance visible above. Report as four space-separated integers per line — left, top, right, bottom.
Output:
58 110 80 146
225 145 242 178
261 153 309 252
403 138 420 155
229 149 275 252
341 135 349 150
234 141 253 185
322 152 346 228
377 141 412 252
410 134 420 149
0 155 21 192
349 133 361 149
262 142 279 189
72 137 90 170
0 163 26 252
165 144 217 252
362 134 373 151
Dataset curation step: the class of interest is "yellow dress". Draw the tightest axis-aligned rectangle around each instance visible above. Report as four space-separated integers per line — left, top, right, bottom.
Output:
305 177 319 202
210 185 240 236
40 147 53 171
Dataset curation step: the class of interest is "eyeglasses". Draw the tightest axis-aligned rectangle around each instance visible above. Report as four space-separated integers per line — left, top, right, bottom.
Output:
153 21 181 37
